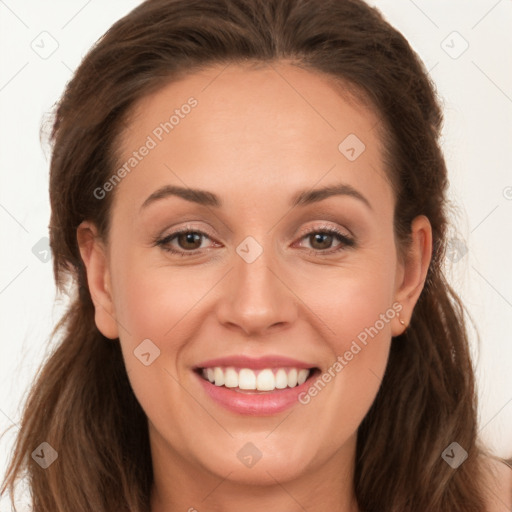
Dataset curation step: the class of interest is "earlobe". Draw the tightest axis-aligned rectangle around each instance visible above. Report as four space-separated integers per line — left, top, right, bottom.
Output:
77 221 119 340
392 215 433 336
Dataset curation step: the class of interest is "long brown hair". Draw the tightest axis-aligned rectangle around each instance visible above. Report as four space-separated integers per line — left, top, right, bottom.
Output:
1 0 504 510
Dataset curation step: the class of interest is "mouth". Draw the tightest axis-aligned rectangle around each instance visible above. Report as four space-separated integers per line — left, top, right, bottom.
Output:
192 355 322 415
193 366 321 394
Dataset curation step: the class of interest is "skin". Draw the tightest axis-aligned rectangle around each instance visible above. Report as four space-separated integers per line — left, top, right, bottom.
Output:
77 62 434 511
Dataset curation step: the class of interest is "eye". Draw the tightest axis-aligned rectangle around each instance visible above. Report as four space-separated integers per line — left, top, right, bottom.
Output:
154 227 217 256
154 223 355 257
295 224 355 255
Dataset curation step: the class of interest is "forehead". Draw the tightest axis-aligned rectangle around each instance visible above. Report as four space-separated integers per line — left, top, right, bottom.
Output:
113 61 391 215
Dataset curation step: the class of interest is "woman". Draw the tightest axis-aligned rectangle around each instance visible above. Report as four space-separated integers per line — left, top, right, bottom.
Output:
2 0 511 510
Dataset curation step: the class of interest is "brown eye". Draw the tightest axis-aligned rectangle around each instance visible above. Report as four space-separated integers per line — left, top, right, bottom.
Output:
155 229 214 255
308 232 336 251
176 231 203 250
298 226 355 255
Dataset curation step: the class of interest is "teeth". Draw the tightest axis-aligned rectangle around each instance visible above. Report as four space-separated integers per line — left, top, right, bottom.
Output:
288 368 298 387
275 369 288 389
297 368 308 385
256 369 275 391
213 367 224 386
201 366 311 391
224 367 238 388
239 368 256 389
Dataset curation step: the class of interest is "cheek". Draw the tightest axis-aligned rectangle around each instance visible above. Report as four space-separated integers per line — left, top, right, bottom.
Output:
298 294 393 450
111 253 207 340
307 259 397 349
298 261 396 424
110 260 205 433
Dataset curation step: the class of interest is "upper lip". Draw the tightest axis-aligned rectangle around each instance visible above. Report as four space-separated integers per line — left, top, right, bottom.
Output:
194 355 317 370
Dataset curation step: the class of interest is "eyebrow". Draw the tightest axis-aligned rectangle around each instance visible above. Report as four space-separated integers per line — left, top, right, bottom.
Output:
140 182 372 211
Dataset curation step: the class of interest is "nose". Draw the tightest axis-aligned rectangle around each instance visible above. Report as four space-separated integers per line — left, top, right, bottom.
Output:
215 242 298 336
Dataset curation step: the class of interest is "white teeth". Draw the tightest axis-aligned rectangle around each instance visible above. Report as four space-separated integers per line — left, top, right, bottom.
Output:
213 367 224 386
224 367 238 388
200 366 312 391
275 369 288 389
288 368 298 387
238 368 257 389
256 369 275 391
297 369 309 385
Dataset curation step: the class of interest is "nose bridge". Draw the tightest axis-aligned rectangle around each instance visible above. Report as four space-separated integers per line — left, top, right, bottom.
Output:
236 234 277 294
215 232 297 334
234 233 284 310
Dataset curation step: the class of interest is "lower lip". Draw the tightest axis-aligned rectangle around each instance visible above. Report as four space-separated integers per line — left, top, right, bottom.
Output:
194 369 318 416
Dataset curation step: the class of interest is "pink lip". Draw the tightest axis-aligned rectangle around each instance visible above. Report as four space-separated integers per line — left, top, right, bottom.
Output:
194 354 316 370
194 369 319 416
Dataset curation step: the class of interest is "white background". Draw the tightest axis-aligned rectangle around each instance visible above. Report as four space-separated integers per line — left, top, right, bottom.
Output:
1 0 511 506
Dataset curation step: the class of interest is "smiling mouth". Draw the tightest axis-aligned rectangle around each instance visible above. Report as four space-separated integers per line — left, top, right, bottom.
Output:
194 366 320 393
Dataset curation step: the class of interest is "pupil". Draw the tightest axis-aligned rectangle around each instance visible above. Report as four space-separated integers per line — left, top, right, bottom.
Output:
312 233 332 249
181 232 200 249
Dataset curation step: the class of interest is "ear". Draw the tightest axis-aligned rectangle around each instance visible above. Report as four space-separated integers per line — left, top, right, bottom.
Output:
392 215 433 336
76 221 119 339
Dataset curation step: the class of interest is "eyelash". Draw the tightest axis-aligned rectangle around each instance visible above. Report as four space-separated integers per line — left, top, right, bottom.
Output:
154 224 355 257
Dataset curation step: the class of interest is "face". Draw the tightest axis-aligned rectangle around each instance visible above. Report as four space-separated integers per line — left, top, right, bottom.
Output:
79 62 431 494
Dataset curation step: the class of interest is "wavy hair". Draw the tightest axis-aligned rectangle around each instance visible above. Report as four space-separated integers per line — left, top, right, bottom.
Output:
1 0 506 510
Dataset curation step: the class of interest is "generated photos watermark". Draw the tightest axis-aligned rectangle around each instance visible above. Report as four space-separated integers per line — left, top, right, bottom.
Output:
93 97 198 200
298 301 403 405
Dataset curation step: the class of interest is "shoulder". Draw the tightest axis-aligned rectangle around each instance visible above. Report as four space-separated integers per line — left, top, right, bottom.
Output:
480 455 512 511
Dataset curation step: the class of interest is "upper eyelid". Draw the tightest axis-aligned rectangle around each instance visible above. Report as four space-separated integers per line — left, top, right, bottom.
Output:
160 223 352 241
